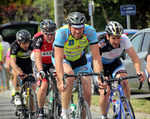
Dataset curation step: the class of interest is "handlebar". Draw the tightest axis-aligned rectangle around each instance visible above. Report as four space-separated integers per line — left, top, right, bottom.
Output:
16 73 34 87
37 70 57 87
105 74 142 90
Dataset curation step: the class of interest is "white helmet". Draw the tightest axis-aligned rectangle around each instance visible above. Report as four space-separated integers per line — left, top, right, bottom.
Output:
105 21 124 36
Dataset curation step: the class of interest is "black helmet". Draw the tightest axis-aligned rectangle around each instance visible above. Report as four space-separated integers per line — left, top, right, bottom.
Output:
105 21 124 36
16 30 31 43
67 12 86 25
40 19 56 32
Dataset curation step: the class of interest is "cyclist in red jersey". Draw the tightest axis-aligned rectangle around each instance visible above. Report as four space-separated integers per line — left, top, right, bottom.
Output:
30 19 56 119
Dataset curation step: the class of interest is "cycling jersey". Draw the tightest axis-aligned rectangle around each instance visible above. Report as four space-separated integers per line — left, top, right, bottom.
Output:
31 31 53 64
99 33 132 64
53 24 98 61
10 40 33 74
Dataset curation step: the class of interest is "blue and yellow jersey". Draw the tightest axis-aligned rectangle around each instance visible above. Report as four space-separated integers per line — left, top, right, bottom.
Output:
53 24 98 61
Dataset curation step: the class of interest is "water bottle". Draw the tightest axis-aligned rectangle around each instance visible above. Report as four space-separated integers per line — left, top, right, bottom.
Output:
49 97 53 109
22 91 27 104
115 100 120 114
70 103 77 119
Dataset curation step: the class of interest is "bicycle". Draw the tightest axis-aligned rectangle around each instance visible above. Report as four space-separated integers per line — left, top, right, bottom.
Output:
13 73 38 119
102 74 142 119
38 68 62 119
63 72 103 119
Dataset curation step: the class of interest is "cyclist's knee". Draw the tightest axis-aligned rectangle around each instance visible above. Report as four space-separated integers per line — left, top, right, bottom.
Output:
99 90 110 100
39 81 48 92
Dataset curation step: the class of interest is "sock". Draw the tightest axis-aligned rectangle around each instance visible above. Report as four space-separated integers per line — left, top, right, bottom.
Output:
11 88 15 96
61 108 69 115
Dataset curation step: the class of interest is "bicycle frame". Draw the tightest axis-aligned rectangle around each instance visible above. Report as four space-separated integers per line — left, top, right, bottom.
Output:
63 72 102 119
15 74 37 119
106 75 140 119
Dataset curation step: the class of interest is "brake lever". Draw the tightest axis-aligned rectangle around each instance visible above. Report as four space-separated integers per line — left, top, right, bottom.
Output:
100 70 107 95
62 73 67 88
138 74 142 90
16 73 26 87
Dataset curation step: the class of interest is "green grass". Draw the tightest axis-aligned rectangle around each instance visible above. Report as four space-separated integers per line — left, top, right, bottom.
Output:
72 92 150 114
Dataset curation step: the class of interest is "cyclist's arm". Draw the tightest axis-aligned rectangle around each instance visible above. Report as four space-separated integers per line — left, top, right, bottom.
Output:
147 55 150 73
126 46 145 81
34 51 43 71
10 57 22 75
126 46 141 72
90 43 103 73
54 46 64 84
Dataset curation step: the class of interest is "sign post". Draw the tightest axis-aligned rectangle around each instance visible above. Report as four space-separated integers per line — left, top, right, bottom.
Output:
88 0 94 27
120 5 136 29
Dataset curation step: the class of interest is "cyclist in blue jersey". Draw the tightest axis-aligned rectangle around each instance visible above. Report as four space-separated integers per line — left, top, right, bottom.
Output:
96 21 145 119
52 12 103 119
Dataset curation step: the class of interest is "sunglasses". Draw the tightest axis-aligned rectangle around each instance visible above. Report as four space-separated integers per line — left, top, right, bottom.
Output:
19 38 31 44
44 32 55 36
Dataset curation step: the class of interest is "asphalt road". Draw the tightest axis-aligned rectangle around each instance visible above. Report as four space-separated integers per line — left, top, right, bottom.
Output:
0 90 150 119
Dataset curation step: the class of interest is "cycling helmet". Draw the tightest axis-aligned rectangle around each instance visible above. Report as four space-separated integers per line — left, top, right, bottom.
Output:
40 19 56 32
105 21 124 36
67 12 86 25
16 30 31 43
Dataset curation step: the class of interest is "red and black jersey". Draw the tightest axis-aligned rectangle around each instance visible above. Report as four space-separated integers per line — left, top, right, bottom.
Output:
31 32 54 64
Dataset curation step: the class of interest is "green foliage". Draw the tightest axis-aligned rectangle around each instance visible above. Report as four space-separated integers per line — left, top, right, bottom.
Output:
1 0 150 30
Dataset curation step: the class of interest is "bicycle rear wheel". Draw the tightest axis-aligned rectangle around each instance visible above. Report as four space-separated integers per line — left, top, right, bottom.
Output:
120 97 135 119
28 89 38 119
76 101 92 119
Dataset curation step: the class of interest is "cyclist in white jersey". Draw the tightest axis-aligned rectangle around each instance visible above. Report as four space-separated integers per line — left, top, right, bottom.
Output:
52 12 103 119
97 21 145 119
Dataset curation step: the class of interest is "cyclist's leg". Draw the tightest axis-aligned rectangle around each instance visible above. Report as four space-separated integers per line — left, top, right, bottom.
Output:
100 58 121 118
98 85 110 118
12 69 22 105
52 57 74 118
74 63 91 119
61 63 74 117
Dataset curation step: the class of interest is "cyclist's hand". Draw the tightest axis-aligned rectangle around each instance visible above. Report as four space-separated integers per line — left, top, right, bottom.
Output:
36 71 45 80
137 71 145 82
57 82 67 92
19 72 27 79
98 76 108 90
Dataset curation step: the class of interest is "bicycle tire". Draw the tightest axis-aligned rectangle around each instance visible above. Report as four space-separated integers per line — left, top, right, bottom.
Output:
54 93 62 119
76 101 92 119
46 90 54 119
18 105 26 119
120 97 135 119
28 89 38 119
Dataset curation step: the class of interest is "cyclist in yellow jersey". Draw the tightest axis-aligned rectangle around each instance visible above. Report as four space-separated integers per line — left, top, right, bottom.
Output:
52 12 103 119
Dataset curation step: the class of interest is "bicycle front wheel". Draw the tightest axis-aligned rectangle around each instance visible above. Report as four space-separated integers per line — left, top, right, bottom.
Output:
120 97 135 119
54 93 62 119
76 101 92 119
28 89 38 119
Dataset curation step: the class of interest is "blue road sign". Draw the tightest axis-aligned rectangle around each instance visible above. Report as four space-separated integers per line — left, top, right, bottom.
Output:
120 5 136 16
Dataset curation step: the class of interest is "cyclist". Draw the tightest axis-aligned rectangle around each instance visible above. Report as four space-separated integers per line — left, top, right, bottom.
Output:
52 12 103 119
10 30 36 106
97 21 145 119
30 19 56 119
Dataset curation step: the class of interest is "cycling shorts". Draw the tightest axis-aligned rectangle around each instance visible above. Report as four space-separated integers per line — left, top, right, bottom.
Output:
103 58 127 78
93 58 127 89
52 54 91 74
32 61 54 81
